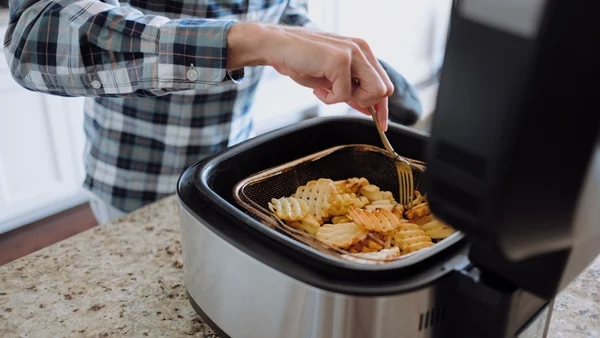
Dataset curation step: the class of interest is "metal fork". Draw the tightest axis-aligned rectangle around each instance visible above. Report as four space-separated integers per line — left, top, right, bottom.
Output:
368 106 414 207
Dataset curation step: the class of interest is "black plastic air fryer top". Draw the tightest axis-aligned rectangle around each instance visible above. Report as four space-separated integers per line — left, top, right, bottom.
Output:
425 0 600 299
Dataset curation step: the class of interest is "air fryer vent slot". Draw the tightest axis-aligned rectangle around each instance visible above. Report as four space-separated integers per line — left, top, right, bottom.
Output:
418 307 445 332
436 140 487 179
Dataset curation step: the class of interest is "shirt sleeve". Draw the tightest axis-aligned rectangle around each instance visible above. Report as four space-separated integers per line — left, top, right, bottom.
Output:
278 0 318 29
3 0 245 98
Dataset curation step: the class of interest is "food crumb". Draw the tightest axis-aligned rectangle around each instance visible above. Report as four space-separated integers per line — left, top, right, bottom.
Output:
177 315 183 319
119 310 124 318
156 312 162 315
173 261 183 269
64 294 73 300
90 304 105 311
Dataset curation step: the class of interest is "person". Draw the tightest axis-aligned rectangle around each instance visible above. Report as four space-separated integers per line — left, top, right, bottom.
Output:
3 0 394 224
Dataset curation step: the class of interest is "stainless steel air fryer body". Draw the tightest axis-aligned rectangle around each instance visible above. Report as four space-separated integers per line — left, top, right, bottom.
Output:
177 117 554 338
180 207 444 338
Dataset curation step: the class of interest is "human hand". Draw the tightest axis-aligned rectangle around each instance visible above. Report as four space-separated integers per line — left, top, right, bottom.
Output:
227 23 394 131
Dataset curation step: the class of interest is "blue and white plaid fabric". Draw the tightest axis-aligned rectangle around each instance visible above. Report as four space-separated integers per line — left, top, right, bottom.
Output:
4 0 313 212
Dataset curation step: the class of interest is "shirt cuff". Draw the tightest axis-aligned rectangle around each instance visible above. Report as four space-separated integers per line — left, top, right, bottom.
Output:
157 19 245 86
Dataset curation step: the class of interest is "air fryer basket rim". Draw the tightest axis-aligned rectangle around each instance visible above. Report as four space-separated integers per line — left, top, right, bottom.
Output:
191 116 465 272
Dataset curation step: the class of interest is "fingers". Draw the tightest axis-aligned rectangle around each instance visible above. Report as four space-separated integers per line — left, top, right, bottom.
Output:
289 74 332 90
268 27 392 118
346 99 389 132
375 97 389 132
351 38 394 97
321 52 353 104
303 32 394 101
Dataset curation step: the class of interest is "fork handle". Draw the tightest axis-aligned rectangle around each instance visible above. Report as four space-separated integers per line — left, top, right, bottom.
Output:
368 106 396 154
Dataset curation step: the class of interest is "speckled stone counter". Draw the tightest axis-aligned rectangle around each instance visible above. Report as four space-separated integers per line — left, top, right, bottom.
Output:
0 195 598 337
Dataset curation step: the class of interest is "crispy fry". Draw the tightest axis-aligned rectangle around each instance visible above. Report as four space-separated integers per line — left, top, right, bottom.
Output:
392 221 433 254
294 178 337 219
268 176 456 263
288 214 321 236
268 197 310 221
329 193 369 216
421 218 456 239
331 215 352 224
342 247 401 264
316 222 369 249
392 204 405 221
405 203 431 221
404 241 435 254
364 200 395 211
347 208 401 232
414 215 432 226
359 184 384 201
334 177 370 194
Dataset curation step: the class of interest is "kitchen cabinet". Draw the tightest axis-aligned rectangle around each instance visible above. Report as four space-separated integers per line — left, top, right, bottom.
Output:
0 26 88 234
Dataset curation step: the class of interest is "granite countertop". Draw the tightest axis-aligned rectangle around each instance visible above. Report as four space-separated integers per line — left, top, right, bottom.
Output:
0 195 599 337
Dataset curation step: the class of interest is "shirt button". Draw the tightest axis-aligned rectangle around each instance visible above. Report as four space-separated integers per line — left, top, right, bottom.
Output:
186 69 198 82
91 80 102 89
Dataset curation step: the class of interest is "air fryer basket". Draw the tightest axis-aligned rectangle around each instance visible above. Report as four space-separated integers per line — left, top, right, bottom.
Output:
233 143 462 264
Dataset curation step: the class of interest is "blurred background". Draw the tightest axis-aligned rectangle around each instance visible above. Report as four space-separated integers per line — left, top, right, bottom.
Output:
0 0 452 262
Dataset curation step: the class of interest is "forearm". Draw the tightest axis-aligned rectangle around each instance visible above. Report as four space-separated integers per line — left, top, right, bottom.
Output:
4 0 243 97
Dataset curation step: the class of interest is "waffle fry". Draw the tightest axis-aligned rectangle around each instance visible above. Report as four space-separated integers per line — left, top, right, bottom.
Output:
392 222 434 254
364 200 395 211
405 202 431 221
329 193 369 216
347 208 401 232
267 176 457 264
342 247 402 264
331 215 352 224
294 178 337 220
421 218 456 239
268 197 310 221
404 241 435 254
288 214 321 236
359 184 384 201
316 222 369 249
334 177 370 195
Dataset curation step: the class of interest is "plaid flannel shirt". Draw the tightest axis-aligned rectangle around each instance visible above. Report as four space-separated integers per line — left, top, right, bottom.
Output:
4 0 314 212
